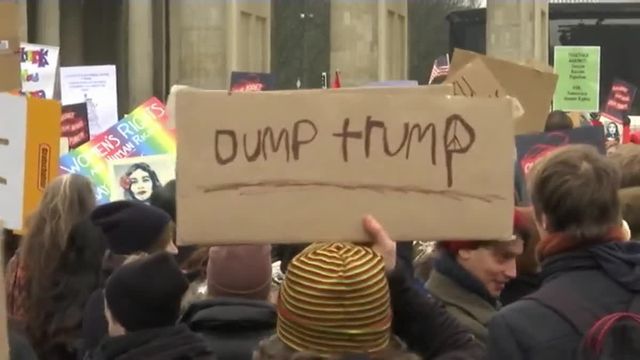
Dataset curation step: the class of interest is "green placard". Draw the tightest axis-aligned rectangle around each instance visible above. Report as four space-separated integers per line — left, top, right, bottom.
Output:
553 46 600 112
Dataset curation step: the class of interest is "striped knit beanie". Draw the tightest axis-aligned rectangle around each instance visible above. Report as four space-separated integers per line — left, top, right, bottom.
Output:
277 242 392 355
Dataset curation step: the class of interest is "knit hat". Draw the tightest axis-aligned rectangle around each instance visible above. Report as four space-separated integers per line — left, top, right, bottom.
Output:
105 252 188 332
207 245 272 300
90 200 172 255
277 242 392 355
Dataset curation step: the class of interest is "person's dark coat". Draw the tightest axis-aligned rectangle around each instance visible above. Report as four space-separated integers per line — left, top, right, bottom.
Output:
9 329 39 360
488 242 640 360
89 324 214 360
427 269 496 345
82 289 108 354
181 297 276 360
500 273 542 306
388 266 485 359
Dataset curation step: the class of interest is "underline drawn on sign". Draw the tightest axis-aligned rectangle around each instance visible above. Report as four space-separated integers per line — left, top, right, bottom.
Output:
0 137 8 185
201 180 504 203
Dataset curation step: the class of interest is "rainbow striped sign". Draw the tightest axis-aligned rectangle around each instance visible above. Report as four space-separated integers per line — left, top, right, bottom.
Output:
59 97 175 203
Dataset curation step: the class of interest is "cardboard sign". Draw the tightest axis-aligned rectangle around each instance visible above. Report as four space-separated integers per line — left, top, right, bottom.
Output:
553 46 601 112
107 154 175 203
0 94 61 230
601 79 637 123
60 65 119 138
516 126 606 177
59 98 174 204
61 103 90 150
174 87 515 245
449 49 558 135
365 80 419 87
446 58 505 98
20 42 60 99
0 221 8 360
167 85 454 130
0 2 20 93
230 71 276 92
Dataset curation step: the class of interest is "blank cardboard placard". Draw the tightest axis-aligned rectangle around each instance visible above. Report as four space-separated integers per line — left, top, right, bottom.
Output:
449 49 558 135
0 2 20 93
175 87 515 245
0 94 61 230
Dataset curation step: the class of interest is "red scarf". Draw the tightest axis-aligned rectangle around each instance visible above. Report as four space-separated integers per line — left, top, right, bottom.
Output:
536 228 626 261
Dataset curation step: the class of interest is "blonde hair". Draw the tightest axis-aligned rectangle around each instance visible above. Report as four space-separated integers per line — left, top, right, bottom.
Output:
21 174 95 319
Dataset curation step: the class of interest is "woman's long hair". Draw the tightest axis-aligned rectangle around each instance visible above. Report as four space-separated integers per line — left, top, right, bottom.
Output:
20 175 95 342
27 219 106 358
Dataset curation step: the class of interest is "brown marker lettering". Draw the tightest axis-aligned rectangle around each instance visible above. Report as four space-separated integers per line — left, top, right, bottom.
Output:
215 130 238 165
332 118 362 162
243 131 262 162
406 123 436 165
444 114 476 187
292 119 318 160
262 127 290 161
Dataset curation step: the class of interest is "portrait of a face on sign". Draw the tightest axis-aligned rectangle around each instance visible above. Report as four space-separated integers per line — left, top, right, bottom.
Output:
107 154 175 204
604 120 622 143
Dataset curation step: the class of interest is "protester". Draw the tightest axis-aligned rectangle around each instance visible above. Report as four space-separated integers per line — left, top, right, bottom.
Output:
500 207 543 305
6 174 96 325
488 145 640 359
89 252 214 359
426 210 526 344
181 245 276 360
610 143 640 239
256 222 485 359
544 110 573 132
253 242 421 359
149 179 200 267
26 219 106 360
81 200 178 354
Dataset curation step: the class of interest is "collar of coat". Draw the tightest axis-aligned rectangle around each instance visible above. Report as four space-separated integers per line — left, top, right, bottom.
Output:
427 272 498 327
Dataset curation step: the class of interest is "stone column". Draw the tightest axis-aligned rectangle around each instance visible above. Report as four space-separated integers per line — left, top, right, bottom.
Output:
128 0 154 107
16 0 27 41
330 0 407 87
168 0 228 90
486 0 549 64
33 0 60 46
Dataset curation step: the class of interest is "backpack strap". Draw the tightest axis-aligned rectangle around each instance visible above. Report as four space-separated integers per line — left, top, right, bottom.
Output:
525 281 596 335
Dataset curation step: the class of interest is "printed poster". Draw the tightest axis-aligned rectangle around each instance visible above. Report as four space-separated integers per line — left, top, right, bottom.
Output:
514 126 606 205
59 97 175 204
600 79 637 124
61 103 90 149
230 71 276 92
20 43 60 99
107 154 175 203
60 65 119 138
553 46 600 112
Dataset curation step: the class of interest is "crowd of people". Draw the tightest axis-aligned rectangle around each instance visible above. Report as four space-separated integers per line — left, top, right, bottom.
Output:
2 109 640 360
